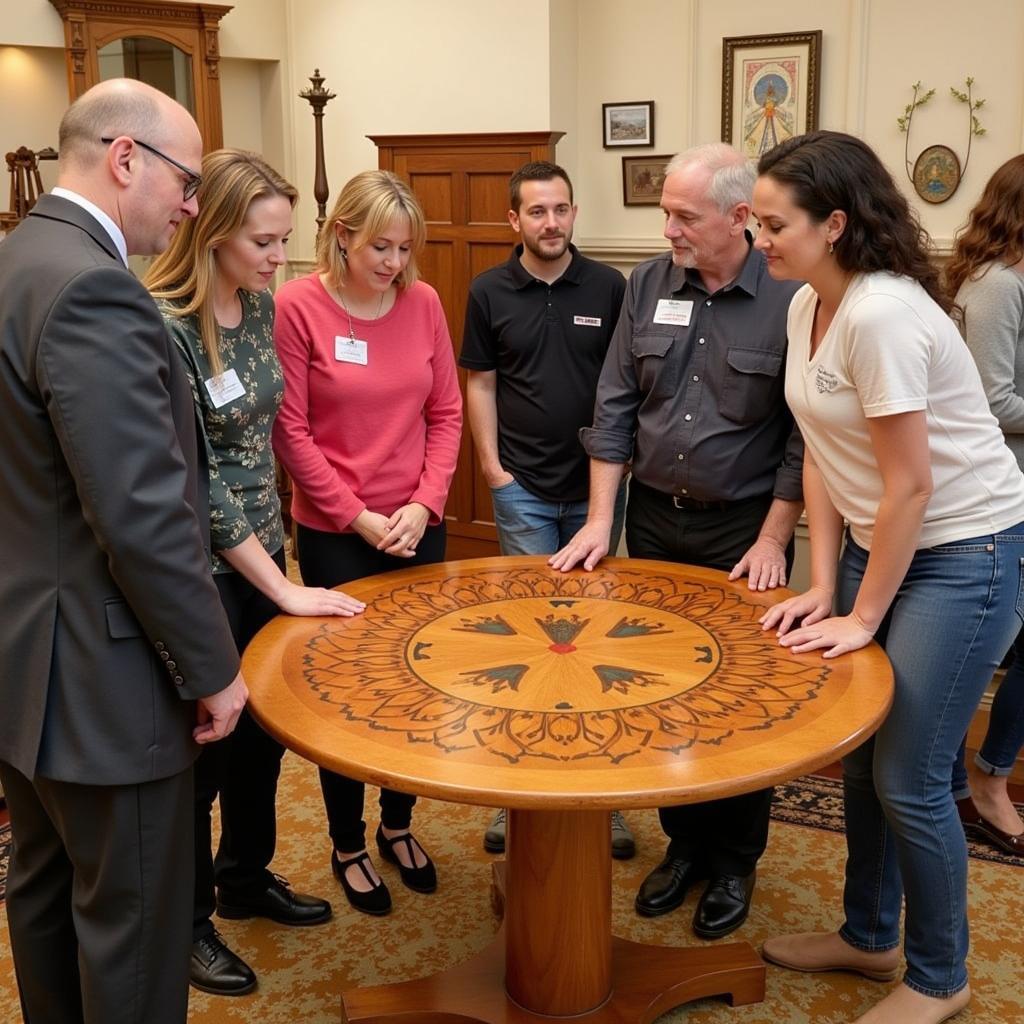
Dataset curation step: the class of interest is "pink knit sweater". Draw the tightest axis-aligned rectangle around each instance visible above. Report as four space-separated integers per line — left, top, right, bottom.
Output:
272 274 462 532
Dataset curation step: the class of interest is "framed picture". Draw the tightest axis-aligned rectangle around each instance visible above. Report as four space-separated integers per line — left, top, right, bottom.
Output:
721 30 822 159
622 154 672 206
603 101 655 148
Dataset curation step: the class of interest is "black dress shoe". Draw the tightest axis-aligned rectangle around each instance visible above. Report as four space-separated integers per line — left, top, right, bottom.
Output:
332 850 392 916
635 855 708 917
190 930 257 996
376 825 437 893
217 874 332 926
693 871 756 939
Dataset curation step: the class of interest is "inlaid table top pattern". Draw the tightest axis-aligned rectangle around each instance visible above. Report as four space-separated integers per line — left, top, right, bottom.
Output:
245 557 893 813
245 557 893 1023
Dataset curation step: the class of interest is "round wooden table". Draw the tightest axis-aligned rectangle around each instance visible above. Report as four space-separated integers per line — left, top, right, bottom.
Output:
243 556 894 1023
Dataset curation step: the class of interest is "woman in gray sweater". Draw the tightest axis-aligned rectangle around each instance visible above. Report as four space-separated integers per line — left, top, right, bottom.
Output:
947 153 1024 855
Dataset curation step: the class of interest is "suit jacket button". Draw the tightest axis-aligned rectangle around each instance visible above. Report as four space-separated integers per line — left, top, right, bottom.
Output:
174 675 184 686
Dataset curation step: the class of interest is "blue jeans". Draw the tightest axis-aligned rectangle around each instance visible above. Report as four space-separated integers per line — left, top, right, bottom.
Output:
836 527 1024 997
950 624 1024 797
490 477 627 556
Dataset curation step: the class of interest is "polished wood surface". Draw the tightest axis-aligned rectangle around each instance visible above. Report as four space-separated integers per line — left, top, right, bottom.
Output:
244 555 892 1023
370 134 564 559
244 556 894 809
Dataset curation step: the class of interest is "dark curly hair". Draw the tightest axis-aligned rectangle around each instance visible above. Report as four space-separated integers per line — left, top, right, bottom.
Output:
758 130 949 312
946 154 1024 301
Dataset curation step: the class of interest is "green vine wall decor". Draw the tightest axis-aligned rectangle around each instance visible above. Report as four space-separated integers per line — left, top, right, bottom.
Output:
896 77 986 204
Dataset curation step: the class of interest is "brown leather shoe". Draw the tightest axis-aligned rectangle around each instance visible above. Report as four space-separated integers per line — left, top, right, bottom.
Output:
957 796 1024 856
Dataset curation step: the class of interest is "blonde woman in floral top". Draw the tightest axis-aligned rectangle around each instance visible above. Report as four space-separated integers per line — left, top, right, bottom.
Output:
146 150 363 998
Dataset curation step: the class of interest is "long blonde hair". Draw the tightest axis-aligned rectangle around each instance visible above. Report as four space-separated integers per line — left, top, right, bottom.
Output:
146 148 298 375
316 170 425 293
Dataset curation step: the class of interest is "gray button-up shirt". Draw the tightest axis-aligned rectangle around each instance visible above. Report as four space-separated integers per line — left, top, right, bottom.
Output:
581 241 803 502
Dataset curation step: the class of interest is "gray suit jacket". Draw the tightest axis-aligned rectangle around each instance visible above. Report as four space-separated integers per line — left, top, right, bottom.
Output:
0 194 240 785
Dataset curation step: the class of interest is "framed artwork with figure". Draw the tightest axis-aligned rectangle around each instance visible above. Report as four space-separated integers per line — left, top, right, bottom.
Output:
721 31 822 159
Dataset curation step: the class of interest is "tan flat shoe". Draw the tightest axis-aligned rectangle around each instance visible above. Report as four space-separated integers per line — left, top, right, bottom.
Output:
762 931 901 982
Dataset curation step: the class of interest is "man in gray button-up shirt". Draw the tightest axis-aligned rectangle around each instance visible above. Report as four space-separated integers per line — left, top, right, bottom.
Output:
552 143 802 941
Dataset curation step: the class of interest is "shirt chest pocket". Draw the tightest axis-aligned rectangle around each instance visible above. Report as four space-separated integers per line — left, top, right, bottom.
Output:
720 346 783 423
630 332 678 399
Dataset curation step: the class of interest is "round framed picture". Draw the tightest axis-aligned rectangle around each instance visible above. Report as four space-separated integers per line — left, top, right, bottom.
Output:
912 144 962 204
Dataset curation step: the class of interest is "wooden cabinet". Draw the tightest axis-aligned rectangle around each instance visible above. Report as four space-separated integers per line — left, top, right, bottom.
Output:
371 132 563 558
49 0 231 151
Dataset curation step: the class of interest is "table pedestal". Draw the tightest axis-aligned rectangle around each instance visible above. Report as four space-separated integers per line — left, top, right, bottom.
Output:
340 809 765 1022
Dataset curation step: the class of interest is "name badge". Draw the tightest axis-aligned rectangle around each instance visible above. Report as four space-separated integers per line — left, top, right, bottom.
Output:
653 299 693 326
335 336 368 365
573 315 602 327
204 368 246 408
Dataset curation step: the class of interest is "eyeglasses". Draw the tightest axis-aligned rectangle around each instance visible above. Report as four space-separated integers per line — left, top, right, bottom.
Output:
100 136 202 201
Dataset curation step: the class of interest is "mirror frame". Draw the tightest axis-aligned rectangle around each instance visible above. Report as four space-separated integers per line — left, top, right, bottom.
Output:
49 0 233 151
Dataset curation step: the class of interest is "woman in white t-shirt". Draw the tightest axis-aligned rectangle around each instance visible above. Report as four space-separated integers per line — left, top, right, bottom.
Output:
752 130 1024 1024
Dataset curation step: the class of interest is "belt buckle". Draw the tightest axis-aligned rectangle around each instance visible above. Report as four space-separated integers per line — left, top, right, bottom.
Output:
672 495 687 510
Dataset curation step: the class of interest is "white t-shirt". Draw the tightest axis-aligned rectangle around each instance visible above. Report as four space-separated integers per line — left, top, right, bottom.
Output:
785 272 1024 549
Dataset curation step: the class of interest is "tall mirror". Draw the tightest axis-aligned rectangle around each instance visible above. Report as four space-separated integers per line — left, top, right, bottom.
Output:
97 36 195 114
50 0 231 151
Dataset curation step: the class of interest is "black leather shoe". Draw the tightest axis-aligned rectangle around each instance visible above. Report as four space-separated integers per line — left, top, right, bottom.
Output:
190 930 257 996
693 871 756 939
634 855 708 917
376 825 437 893
217 874 332 926
332 850 392 916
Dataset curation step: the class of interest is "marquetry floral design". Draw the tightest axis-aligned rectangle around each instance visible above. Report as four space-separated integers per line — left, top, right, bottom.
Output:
301 567 830 765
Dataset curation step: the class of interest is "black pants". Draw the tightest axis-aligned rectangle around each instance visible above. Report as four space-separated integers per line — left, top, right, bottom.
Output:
193 547 287 939
627 481 791 876
1 760 194 1024
296 521 447 853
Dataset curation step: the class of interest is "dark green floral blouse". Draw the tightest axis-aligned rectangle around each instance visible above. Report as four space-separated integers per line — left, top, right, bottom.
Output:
159 290 284 574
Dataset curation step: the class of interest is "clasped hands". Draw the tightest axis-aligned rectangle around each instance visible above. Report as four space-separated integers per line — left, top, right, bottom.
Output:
354 503 430 558
759 586 875 659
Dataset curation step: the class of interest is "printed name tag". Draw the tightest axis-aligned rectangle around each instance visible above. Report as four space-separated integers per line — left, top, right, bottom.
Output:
335 336 368 365
204 368 246 408
653 299 693 326
573 315 602 327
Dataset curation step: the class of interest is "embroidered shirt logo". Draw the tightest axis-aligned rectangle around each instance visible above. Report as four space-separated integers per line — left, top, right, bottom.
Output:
573 315 602 327
815 366 839 394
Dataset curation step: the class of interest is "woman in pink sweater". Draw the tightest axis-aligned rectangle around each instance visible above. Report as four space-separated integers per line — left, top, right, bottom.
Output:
273 171 462 915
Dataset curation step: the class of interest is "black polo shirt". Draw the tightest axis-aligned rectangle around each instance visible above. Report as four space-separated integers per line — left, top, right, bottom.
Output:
460 244 626 502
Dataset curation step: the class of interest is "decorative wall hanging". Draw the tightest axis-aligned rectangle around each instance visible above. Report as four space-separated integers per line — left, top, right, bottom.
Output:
896 78 986 204
721 31 822 158
602 101 655 148
622 154 672 206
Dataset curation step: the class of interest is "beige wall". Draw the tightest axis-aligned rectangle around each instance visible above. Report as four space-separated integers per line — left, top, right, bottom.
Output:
4 0 1024 265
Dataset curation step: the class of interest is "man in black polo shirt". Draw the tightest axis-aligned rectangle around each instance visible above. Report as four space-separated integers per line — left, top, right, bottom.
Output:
551 144 803 940
460 160 633 858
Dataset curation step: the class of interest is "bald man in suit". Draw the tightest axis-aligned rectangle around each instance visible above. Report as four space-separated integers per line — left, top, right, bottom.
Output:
0 79 247 1023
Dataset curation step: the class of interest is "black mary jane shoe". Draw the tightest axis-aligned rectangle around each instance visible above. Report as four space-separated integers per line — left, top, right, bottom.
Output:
375 825 438 893
331 850 392 916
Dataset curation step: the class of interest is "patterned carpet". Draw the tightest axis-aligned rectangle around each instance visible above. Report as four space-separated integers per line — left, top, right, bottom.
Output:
1 757 1022 1024
0 821 8 904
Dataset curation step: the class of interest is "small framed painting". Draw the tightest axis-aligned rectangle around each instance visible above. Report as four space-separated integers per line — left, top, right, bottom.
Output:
622 155 672 206
603 101 655 148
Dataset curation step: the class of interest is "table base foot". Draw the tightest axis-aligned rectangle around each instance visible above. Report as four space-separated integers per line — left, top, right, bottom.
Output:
340 931 765 1023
